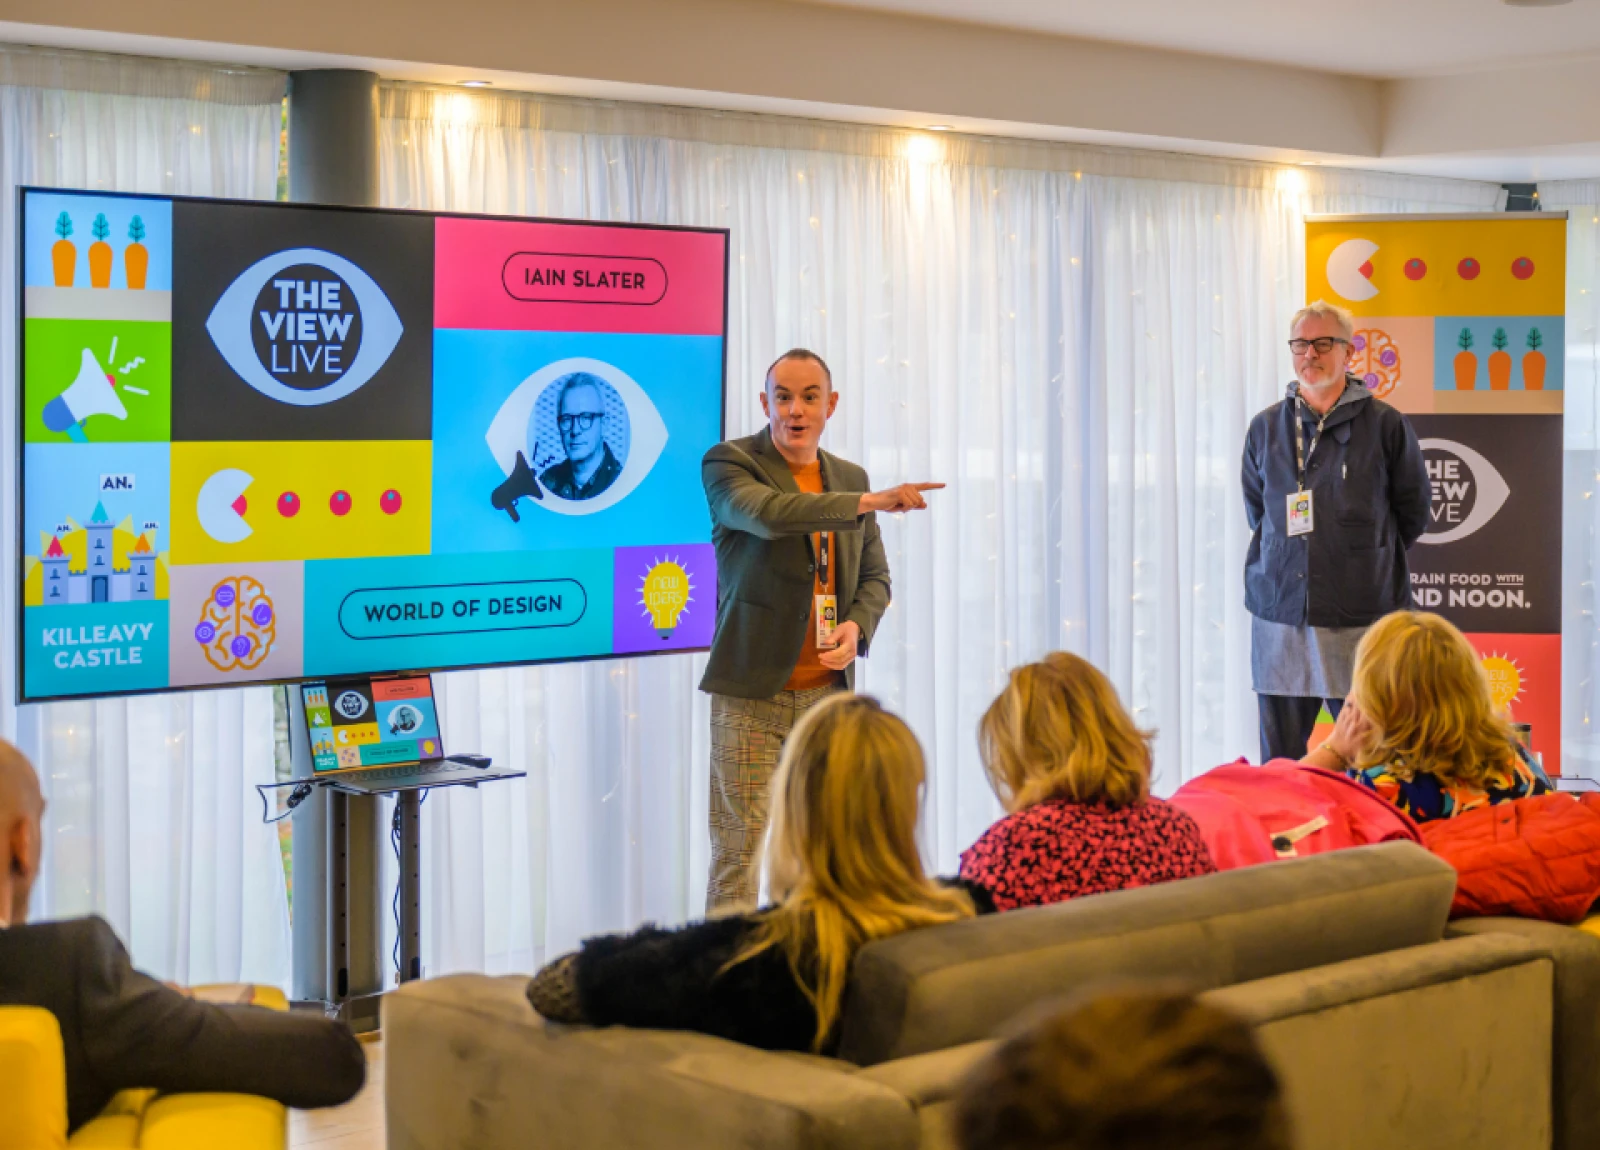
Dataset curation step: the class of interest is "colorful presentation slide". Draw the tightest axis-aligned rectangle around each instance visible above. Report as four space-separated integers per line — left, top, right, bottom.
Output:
303 676 444 771
17 189 727 701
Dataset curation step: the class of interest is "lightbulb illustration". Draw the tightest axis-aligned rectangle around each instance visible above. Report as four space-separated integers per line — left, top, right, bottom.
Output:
639 558 693 640
1480 652 1525 714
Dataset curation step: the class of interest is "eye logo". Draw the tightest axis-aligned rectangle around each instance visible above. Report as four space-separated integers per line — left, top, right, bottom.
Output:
333 690 369 720
484 357 668 519
1418 438 1510 545
206 248 402 407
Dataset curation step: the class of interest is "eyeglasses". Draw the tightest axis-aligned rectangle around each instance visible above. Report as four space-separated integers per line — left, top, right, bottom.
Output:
557 412 603 433
1288 337 1350 356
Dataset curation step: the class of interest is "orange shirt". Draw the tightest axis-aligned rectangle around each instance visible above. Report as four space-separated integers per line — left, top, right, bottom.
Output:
784 460 843 692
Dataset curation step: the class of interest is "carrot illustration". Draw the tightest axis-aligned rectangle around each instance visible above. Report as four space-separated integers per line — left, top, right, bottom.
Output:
88 213 113 288
1488 327 1512 390
1524 327 1546 391
1454 327 1477 390
125 215 148 290
51 211 75 286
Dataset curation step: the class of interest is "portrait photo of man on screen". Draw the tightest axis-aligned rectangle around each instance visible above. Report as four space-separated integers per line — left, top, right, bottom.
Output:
539 371 627 501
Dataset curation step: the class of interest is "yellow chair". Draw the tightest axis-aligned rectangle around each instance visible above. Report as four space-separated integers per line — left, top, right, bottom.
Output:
0 987 290 1150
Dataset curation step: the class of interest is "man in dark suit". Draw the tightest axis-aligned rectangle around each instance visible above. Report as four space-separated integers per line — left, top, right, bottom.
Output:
0 739 366 1133
699 349 941 911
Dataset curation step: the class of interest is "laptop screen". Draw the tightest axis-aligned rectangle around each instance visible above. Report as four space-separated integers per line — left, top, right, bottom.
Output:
302 674 445 773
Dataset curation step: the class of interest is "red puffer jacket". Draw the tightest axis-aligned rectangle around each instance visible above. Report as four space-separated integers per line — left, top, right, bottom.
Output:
1421 793 1600 923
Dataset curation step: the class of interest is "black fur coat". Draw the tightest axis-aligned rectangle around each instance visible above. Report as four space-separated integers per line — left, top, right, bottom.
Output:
531 881 995 1055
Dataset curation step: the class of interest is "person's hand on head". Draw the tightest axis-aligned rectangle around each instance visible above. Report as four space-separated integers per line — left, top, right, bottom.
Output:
818 621 860 671
859 482 945 515
1328 697 1374 764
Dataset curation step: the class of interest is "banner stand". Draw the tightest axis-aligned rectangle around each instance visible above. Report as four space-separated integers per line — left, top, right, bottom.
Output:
1307 212 1567 775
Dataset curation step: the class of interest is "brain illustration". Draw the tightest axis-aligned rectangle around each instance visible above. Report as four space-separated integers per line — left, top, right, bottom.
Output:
1349 328 1401 399
194 575 277 672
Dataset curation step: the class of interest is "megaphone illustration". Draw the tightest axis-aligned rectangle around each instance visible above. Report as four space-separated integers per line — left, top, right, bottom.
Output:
42 348 127 436
490 450 543 523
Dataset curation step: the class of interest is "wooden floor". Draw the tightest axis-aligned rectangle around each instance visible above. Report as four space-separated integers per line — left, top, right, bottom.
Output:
290 1036 385 1150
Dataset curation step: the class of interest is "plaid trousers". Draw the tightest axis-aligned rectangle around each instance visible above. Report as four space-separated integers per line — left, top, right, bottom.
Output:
707 684 842 914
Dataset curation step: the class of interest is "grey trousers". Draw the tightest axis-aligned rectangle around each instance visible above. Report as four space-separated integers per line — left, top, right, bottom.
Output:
706 684 841 914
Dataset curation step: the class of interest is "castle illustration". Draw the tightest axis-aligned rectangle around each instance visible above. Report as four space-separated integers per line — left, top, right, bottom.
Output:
38 501 158 606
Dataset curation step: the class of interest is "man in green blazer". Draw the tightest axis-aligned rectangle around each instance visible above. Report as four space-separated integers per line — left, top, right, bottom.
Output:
700 349 941 911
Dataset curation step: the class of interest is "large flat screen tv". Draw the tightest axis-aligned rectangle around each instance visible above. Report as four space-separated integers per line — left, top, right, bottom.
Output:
16 188 727 702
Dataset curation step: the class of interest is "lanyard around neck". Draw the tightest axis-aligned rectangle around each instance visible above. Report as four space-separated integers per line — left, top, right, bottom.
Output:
1292 393 1330 493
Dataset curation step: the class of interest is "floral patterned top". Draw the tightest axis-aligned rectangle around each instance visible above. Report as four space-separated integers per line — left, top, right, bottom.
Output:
1344 742 1551 823
958 797 1217 912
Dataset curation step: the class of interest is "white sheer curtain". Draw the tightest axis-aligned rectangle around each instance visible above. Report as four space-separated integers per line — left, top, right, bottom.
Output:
1528 182 1600 777
380 85 1502 977
0 45 291 985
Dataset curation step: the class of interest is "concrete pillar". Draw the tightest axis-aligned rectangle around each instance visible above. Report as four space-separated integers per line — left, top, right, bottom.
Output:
288 70 379 207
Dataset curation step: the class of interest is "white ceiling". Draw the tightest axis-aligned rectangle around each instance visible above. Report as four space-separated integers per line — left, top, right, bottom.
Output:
10 0 1600 180
802 0 1600 78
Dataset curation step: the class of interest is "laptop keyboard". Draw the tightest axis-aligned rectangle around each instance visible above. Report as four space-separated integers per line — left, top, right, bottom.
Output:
355 761 458 782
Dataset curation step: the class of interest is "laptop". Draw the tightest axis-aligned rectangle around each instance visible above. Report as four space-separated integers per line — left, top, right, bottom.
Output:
298 672 524 795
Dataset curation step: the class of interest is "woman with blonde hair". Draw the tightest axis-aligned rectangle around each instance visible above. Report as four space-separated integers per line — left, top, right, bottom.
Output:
960 652 1214 912
526 693 983 1053
1303 610 1549 821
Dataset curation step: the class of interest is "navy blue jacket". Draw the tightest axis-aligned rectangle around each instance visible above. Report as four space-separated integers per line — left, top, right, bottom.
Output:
1242 379 1430 628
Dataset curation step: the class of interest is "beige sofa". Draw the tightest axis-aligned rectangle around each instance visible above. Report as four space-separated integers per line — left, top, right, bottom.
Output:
384 842 1590 1150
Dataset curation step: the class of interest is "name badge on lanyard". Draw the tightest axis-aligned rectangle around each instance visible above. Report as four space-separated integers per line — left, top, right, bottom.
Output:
1286 490 1314 537
1288 396 1326 538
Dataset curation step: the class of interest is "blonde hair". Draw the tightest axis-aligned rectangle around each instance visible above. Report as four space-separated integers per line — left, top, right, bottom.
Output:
1290 299 1354 342
733 694 973 1051
979 652 1153 813
1351 611 1517 788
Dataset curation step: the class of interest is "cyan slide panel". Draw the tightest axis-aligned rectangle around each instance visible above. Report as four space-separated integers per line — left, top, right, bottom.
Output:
303 549 614 677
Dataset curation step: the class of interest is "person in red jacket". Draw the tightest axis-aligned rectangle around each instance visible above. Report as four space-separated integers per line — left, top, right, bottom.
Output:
1301 611 1549 822
960 652 1215 911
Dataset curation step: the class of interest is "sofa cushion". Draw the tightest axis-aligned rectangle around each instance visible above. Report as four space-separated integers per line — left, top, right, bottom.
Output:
384 973 919 1150
854 934 1551 1150
836 840 1454 1065
1447 917 1600 1150
0 1005 68 1150
1217 936 1552 1150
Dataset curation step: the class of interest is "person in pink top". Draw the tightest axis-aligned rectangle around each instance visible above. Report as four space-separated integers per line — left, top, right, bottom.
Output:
960 653 1215 911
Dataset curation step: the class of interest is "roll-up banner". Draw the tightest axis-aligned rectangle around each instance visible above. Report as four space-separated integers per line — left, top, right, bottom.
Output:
1306 213 1566 774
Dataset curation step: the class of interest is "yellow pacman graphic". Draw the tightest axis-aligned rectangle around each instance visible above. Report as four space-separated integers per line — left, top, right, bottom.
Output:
334 723 380 747
170 441 431 564
1307 218 1565 317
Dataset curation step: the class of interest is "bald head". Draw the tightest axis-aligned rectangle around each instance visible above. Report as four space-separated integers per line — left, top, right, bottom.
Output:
0 740 41 818
0 739 43 927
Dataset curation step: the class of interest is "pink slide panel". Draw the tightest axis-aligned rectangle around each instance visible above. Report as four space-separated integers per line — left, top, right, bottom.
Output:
435 217 726 335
